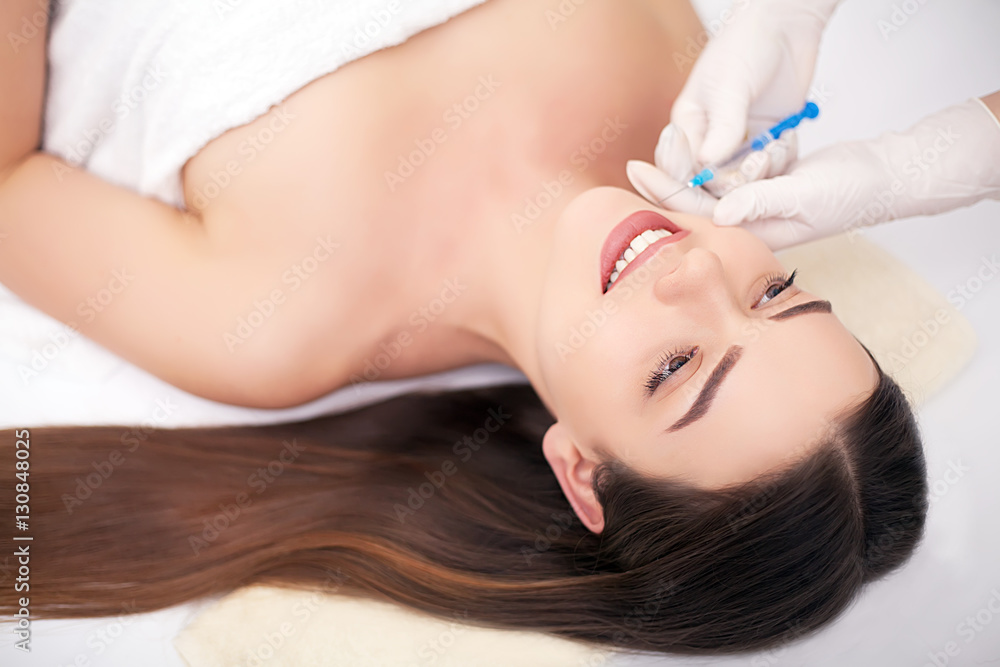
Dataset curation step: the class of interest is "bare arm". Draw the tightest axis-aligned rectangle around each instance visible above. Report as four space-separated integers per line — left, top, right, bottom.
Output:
0 0 45 169
0 3 304 408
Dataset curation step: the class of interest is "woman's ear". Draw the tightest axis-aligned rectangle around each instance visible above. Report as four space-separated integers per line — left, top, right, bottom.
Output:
542 422 605 534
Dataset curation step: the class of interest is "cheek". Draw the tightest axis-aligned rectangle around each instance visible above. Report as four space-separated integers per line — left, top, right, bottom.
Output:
536 244 607 375
709 225 778 268
538 304 632 428
547 302 641 397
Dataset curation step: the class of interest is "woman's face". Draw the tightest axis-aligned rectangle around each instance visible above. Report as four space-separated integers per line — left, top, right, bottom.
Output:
535 187 877 528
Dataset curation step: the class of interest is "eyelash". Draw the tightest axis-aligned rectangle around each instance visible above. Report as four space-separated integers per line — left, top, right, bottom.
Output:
645 345 700 395
643 269 799 395
754 269 798 309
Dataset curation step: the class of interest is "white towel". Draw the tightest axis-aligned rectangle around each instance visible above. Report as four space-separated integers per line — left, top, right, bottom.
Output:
42 0 489 208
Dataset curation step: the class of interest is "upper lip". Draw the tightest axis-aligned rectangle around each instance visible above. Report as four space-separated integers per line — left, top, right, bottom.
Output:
600 210 687 293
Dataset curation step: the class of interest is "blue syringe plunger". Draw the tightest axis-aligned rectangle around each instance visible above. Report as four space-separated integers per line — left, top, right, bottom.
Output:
750 101 819 151
682 101 821 190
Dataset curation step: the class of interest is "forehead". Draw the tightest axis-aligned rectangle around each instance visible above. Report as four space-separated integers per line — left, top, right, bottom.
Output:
638 308 877 489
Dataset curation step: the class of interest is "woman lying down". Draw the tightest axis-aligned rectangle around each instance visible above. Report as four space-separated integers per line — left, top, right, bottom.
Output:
0 0 926 656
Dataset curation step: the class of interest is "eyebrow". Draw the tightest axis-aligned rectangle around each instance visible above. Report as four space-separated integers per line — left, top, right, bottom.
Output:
665 300 833 433
766 299 832 321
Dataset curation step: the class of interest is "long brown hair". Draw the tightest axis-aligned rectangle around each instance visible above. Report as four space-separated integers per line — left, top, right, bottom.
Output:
1 362 926 655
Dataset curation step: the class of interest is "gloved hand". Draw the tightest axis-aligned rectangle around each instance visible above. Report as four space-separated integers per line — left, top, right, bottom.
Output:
669 0 842 166
709 98 1000 250
626 121 799 219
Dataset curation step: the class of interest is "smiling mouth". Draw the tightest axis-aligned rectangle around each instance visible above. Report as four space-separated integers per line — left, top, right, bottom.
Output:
601 210 688 293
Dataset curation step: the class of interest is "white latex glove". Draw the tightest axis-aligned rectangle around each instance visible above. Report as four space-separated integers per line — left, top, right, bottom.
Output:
712 98 1000 250
670 0 842 166
626 122 799 218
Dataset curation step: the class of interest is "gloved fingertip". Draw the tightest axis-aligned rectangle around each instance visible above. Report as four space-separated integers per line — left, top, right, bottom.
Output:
626 159 674 203
655 125 695 178
698 125 745 166
713 192 754 226
698 145 734 169
657 124 677 148
733 150 768 184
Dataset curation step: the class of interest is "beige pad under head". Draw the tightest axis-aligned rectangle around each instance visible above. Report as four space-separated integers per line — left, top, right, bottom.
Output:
174 234 975 666
775 233 977 407
173 585 611 667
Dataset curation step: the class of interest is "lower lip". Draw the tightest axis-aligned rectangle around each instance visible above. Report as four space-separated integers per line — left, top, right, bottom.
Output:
601 211 689 293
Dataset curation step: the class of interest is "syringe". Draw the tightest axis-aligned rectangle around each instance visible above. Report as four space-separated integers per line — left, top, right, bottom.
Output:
658 101 820 203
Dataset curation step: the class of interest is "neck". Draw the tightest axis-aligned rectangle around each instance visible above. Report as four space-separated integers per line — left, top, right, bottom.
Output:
334 0 689 406
346 156 603 415
456 175 598 413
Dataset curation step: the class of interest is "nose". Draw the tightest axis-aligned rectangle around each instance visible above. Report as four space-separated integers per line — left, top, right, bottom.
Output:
653 247 736 314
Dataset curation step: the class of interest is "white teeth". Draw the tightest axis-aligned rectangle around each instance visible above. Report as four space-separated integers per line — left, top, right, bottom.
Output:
630 235 650 254
606 228 676 291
